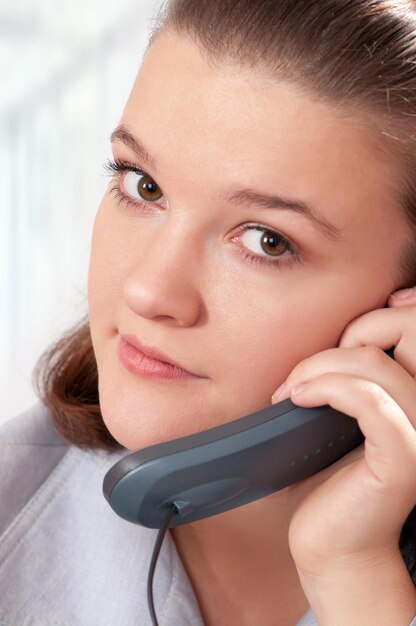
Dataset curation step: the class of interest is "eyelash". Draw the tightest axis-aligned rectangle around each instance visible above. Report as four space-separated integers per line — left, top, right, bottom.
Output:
103 157 303 271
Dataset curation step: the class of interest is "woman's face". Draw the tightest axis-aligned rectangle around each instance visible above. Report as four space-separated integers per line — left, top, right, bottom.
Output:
88 31 409 450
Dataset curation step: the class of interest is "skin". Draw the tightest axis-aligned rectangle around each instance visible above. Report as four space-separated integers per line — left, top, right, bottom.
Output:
88 31 416 625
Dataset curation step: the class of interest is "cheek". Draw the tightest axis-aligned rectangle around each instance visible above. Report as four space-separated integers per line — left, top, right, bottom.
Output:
88 204 126 323
215 271 387 406
88 204 124 367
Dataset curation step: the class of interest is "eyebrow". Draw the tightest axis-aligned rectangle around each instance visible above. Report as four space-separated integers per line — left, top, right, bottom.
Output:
111 125 159 172
110 124 343 242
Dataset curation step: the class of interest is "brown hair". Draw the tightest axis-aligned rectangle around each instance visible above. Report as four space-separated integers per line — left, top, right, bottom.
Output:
33 314 121 451
33 0 416 579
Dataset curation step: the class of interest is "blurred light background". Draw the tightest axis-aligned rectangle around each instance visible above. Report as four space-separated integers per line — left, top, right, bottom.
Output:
1 0 162 424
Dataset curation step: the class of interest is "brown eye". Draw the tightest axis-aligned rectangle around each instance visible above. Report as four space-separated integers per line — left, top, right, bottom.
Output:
237 226 294 259
259 230 289 256
124 171 163 202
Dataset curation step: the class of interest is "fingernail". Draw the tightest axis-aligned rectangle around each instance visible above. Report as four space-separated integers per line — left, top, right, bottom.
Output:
391 287 414 299
271 383 286 403
291 383 307 395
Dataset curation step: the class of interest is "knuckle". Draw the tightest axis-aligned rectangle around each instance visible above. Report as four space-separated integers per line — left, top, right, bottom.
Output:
362 380 391 412
403 304 416 320
360 344 386 368
314 372 341 397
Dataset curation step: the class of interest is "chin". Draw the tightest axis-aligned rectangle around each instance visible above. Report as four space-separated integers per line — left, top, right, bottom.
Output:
96 372 201 451
100 408 171 452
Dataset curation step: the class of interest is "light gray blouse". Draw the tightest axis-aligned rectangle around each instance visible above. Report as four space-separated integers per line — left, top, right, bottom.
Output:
0 401 414 626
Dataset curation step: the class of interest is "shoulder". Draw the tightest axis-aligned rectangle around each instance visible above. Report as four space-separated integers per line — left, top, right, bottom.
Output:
0 398 66 446
0 400 69 535
0 406 205 625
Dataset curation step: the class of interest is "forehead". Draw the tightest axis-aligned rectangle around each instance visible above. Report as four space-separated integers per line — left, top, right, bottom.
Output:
122 31 403 238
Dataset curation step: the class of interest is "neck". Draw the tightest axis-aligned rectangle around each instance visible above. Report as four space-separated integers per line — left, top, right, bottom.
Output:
170 487 310 626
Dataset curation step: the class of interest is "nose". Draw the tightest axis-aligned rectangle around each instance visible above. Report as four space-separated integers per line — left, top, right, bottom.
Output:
123 220 205 327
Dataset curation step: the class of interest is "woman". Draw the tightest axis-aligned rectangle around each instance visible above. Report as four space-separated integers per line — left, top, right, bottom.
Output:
1 1 416 624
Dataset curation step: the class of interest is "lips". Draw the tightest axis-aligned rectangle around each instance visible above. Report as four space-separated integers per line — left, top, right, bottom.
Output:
119 334 200 379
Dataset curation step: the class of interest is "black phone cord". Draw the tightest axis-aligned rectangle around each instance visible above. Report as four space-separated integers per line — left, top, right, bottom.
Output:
147 505 178 626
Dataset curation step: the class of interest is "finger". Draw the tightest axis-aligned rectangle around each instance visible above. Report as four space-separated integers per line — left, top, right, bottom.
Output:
272 346 416 428
338 307 416 379
290 372 416 496
388 286 416 307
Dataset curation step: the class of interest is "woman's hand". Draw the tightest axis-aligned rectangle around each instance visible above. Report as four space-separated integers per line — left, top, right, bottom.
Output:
271 286 416 624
